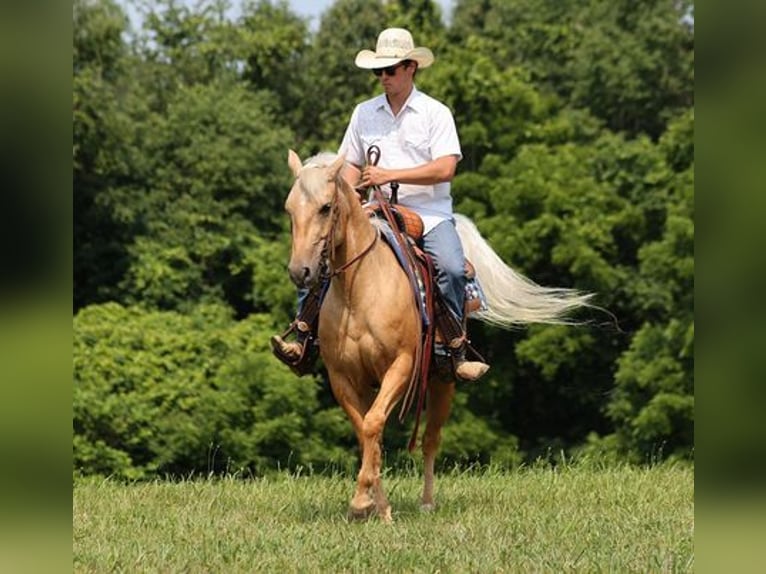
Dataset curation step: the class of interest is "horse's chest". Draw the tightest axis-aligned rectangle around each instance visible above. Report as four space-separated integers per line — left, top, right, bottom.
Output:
317 275 418 374
318 305 367 347
318 302 392 370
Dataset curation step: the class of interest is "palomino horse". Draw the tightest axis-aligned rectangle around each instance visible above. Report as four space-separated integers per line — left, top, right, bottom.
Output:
284 150 592 522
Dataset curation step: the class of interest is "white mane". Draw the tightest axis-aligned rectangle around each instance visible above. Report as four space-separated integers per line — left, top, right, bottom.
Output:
303 152 338 169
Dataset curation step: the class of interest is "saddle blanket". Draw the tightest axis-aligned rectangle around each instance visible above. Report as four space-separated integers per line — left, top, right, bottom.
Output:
373 218 488 326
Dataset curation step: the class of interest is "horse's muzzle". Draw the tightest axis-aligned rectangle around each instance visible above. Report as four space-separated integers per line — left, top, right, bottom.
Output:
288 262 319 289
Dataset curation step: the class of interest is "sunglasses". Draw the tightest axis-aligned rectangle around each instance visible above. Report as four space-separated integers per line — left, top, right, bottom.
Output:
372 62 408 77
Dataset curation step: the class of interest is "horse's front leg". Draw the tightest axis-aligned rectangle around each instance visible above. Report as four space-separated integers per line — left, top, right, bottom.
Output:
327 370 376 519
421 378 455 511
353 357 412 523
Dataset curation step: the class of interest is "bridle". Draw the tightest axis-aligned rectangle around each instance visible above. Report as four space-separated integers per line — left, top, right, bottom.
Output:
310 161 379 281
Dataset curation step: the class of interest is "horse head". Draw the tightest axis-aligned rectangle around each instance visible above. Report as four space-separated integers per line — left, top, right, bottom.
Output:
284 150 349 289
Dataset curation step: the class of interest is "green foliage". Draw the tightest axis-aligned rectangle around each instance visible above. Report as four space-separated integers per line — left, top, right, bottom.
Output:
73 0 694 476
609 320 694 462
450 110 692 459
118 81 293 314
73 303 358 479
421 38 556 171
298 0 387 151
451 0 694 139
384 0 447 49
607 147 694 461
140 0 246 87
568 0 694 139
439 393 524 468
239 0 311 126
73 0 128 76
578 112 694 462
74 0 150 309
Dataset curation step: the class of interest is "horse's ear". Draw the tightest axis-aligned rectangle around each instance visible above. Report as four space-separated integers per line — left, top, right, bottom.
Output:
327 153 346 182
288 149 303 178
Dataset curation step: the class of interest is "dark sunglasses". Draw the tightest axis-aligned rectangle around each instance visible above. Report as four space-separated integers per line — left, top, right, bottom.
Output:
372 62 408 77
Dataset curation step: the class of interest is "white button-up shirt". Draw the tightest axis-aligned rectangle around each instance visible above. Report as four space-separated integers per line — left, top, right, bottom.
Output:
339 86 462 234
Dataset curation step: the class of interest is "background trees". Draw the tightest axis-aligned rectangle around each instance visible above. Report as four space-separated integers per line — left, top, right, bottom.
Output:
73 0 694 477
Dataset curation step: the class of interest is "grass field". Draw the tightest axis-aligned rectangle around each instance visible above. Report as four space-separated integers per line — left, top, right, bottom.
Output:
73 463 693 572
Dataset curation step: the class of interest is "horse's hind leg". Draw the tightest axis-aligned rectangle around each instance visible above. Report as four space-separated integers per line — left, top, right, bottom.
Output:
421 379 455 511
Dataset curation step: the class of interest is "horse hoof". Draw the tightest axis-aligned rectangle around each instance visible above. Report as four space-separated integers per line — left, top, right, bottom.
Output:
347 502 376 522
420 502 436 513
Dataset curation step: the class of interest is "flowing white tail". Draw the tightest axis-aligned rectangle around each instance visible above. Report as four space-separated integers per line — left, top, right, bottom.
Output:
454 213 594 327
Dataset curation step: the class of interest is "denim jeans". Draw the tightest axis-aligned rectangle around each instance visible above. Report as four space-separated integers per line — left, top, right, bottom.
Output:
293 218 466 322
421 218 467 322
295 287 309 315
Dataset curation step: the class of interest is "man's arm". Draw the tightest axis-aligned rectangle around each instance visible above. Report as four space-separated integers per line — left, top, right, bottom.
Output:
342 162 362 188
359 155 458 188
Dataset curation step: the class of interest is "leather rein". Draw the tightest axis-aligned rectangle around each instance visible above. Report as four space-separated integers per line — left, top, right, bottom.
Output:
316 164 379 280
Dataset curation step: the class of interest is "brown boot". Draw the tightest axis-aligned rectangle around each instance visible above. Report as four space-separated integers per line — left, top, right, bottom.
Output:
449 337 490 382
269 334 304 362
270 320 313 374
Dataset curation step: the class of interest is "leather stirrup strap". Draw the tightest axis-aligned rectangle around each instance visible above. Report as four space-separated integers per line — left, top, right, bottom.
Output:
433 293 488 366
272 284 324 375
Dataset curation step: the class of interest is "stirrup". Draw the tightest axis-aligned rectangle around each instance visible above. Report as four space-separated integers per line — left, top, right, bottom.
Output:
270 321 317 377
270 334 304 362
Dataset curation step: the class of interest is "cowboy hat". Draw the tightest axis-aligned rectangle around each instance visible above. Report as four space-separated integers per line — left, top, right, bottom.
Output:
355 28 434 69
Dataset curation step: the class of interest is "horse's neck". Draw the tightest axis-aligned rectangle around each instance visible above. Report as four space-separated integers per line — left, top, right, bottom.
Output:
338 195 374 258
330 195 382 294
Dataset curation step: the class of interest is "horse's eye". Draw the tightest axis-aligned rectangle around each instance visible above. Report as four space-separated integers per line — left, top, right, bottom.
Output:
319 203 332 216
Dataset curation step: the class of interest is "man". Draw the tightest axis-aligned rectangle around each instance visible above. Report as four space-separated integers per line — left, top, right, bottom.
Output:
272 27 489 382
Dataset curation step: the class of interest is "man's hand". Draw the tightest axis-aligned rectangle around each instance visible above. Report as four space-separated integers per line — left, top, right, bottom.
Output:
357 155 458 188
360 165 390 188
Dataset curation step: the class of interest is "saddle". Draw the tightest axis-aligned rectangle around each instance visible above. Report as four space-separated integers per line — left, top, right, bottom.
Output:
364 201 485 326
364 202 424 241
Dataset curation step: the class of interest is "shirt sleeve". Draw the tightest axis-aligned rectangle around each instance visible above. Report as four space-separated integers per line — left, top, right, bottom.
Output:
429 103 462 162
338 105 365 168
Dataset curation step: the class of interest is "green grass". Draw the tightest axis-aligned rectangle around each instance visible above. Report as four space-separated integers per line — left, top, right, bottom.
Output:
73 463 693 573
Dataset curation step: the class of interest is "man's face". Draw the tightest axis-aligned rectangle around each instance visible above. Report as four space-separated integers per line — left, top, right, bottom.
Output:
372 61 414 95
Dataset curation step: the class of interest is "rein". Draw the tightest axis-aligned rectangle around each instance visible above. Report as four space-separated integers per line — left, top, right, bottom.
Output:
317 175 378 280
363 145 435 452
329 227 379 277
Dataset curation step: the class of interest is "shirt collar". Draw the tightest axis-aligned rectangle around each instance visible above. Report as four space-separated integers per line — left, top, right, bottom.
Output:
375 85 423 115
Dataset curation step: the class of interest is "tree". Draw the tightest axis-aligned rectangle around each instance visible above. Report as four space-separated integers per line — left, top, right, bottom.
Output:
450 0 694 139
74 0 149 309
238 0 311 131
117 81 294 316
447 104 692 460
298 0 387 152
384 0 447 50
138 0 245 89
604 111 694 461
419 37 561 172
569 0 694 139
74 302 357 478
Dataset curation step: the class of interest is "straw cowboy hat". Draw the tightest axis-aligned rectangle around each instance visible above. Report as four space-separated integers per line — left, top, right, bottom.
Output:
355 28 434 69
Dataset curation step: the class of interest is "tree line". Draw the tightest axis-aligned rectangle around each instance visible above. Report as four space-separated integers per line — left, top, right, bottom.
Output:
73 0 694 478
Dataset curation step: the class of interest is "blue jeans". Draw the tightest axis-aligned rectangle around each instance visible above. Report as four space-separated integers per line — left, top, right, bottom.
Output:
421 218 466 322
295 287 309 315
294 218 466 321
